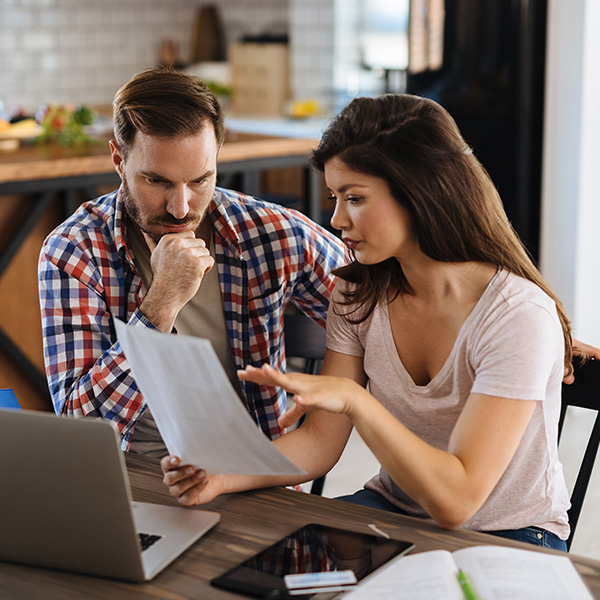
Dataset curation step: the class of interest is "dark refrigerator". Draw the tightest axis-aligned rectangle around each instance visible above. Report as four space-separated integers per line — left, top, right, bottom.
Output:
406 0 548 261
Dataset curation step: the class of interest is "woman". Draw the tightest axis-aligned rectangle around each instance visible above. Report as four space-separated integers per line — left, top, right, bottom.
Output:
163 94 574 550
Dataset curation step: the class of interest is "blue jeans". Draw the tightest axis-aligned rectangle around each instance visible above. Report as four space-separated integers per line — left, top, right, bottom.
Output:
336 489 567 552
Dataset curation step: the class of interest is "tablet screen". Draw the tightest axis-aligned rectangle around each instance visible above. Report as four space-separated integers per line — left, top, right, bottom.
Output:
211 523 414 598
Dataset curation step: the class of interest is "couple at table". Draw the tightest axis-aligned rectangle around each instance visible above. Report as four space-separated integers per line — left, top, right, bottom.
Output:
39 67 595 553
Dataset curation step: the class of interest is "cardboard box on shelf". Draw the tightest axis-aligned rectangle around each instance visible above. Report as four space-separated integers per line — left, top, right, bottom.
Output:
230 43 289 116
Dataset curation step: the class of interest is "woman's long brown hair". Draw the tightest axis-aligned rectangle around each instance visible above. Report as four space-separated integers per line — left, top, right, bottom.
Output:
311 94 573 376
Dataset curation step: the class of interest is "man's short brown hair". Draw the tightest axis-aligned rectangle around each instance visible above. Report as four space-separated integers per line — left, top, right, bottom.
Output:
113 67 225 157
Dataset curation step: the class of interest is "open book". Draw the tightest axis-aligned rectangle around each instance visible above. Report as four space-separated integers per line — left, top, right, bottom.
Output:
343 545 593 600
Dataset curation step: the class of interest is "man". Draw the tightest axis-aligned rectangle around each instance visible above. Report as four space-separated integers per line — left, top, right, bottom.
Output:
38 68 346 455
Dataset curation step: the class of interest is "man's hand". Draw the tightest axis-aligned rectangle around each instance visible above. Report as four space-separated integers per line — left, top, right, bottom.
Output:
140 231 214 331
572 338 600 361
564 337 600 384
161 455 225 506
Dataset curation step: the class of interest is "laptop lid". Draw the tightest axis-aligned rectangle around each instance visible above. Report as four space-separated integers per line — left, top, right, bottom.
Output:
0 409 219 581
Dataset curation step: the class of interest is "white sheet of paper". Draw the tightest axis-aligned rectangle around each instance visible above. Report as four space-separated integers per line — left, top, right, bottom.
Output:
115 319 305 476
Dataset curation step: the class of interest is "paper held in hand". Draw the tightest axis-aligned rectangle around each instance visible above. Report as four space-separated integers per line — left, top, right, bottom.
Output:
114 319 305 476
342 544 593 600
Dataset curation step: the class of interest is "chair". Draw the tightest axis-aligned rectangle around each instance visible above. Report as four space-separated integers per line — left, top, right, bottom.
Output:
558 358 600 550
0 388 21 410
284 312 327 495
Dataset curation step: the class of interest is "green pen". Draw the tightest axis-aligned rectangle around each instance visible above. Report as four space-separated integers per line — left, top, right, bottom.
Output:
457 569 481 600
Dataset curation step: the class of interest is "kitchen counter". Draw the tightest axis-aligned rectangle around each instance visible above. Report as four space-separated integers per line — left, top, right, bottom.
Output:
0 131 319 184
225 116 330 139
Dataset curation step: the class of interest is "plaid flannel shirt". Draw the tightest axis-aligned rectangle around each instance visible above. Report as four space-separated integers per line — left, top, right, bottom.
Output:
39 187 346 450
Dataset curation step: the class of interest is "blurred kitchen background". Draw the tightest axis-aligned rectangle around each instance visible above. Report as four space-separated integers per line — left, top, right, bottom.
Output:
3 0 597 339
1 0 402 119
1 0 600 559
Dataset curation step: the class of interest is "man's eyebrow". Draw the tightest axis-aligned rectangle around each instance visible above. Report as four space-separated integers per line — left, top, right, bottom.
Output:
139 169 216 182
194 169 216 182
140 170 167 180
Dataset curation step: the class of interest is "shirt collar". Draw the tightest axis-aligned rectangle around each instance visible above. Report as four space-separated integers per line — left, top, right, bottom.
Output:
207 189 244 259
114 187 135 266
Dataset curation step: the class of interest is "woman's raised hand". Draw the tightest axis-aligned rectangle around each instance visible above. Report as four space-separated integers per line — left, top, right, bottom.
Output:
238 364 365 429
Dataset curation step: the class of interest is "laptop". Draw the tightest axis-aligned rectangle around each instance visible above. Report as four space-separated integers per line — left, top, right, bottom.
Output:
0 409 220 582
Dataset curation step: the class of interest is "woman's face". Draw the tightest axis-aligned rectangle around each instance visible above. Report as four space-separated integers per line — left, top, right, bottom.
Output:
325 157 418 264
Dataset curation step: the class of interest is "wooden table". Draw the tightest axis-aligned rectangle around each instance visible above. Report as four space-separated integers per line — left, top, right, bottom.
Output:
1 454 598 599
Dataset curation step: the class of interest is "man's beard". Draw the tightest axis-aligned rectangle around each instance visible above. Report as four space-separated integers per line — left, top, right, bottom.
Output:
120 174 204 242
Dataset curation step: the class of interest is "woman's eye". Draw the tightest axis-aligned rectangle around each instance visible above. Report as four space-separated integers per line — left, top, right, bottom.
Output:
346 196 361 204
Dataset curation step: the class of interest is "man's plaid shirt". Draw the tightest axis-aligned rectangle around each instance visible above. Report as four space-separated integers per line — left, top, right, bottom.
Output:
38 187 346 449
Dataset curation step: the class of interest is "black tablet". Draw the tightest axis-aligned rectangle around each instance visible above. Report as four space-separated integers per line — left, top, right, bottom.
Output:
211 522 414 599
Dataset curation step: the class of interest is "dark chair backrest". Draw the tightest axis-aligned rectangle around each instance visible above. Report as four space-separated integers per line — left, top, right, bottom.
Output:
559 358 600 550
283 312 326 376
283 312 327 495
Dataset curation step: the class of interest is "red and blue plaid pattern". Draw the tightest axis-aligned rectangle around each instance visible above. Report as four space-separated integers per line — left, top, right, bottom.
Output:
39 187 346 449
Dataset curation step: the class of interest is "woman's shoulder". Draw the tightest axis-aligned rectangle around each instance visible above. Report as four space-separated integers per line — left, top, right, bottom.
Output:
492 270 557 314
473 270 561 343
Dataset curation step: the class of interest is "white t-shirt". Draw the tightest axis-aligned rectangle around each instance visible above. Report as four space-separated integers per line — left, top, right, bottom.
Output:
326 269 570 539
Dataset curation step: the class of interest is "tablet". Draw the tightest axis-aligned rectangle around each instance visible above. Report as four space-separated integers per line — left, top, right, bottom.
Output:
211 522 414 598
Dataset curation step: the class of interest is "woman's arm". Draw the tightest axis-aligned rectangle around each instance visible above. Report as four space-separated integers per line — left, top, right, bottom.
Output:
240 365 536 530
160 351 364 505
349 391 536 529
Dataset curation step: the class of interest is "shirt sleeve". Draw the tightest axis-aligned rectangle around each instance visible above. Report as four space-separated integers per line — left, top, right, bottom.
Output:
38 233 153 448
470 299 564 401
288 210 348 327
325 281 366 357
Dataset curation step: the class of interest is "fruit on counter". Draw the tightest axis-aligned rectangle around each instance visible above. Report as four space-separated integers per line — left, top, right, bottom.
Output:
7 118 39 131
288 99 320 119
37 103 97 146
0 117 40 137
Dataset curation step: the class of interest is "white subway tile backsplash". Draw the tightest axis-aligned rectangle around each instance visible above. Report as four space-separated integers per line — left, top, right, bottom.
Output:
40 53 61 71
3 8 34 28
1 0 355 117
21 0 58 7
22 29 56 50
57 31 90 50
0 26 19 48
39 8 67 27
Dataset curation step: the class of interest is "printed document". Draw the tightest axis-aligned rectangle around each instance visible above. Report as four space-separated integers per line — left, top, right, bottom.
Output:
115 319 305 476
342 545 593 600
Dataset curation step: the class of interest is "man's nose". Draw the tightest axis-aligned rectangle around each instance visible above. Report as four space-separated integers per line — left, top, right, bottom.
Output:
166 185 192 219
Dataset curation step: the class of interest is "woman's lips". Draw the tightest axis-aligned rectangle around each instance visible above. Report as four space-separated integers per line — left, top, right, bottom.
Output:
342 237 360 250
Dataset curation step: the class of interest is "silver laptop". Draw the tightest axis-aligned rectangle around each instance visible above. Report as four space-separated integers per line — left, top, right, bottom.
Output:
0 409 220 581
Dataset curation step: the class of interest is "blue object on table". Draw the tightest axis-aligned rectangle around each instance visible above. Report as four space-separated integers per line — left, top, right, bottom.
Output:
0 388 20 409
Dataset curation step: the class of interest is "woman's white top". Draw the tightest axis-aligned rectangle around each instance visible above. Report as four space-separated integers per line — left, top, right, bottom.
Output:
326 269 570 538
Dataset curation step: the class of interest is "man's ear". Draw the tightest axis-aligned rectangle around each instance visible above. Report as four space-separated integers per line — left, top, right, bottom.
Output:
109 139 124 178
